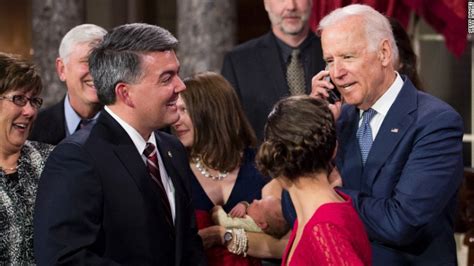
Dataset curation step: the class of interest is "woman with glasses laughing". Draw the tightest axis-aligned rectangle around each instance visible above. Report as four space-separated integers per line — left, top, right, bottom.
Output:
0 52 53 265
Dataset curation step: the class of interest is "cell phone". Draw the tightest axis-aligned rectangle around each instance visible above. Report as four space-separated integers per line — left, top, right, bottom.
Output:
326 81 341 104
324 67 341 104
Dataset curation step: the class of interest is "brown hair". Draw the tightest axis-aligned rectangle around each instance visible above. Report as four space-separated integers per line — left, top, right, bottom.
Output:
0 52 42 96
256 96 336 180
181 71 256 172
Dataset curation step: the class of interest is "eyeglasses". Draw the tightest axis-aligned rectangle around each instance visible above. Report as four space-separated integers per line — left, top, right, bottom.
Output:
0 95 43 109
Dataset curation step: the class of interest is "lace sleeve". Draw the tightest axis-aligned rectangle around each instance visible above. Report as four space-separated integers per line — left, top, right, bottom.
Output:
310 223 366 266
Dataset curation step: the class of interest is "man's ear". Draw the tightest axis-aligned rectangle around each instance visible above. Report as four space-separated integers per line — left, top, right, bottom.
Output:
115 83 134 107
378 39 392 67
56 58 66 81
263 0 270 12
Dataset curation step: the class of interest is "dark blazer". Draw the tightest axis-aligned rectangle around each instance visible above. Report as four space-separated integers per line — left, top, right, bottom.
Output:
336 77 464 265
221 32 325 140
34 111 205 266
29 98 66 145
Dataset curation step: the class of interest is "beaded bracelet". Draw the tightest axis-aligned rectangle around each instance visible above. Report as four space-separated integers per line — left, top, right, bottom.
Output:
228 228 248 257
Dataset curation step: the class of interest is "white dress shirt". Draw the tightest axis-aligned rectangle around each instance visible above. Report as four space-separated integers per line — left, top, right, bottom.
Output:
359 72 404 140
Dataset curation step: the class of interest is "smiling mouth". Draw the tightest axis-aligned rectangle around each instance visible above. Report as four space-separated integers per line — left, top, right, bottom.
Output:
283 14 302 20
84 80 95 88
13 122 28 130
338 82 356 90
166 98 178 107
175 129 188 137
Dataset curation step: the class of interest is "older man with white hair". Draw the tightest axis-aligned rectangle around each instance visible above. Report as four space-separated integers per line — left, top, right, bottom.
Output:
308 4 464 265
29 24 106 144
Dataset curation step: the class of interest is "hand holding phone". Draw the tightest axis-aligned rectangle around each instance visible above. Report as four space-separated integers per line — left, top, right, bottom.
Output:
324 66 341 104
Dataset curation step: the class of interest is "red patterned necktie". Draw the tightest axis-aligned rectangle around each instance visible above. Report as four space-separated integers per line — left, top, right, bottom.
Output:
143 142 174 231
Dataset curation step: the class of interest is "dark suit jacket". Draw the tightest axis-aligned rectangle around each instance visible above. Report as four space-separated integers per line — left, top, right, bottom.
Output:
29 98 66 145
34 111 205 266
336 77 464 265
221 32 325 140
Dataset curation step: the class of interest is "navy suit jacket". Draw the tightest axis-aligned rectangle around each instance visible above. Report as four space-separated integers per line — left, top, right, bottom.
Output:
337 78 464 265
29 98 66 145
34 110 205 265
221 32 325 140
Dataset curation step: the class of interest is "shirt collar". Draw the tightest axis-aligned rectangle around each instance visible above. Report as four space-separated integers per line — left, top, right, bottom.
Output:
274 32 315 64
64 94 81 135
361 72 404 117
64 94 100 135
104 106 157 156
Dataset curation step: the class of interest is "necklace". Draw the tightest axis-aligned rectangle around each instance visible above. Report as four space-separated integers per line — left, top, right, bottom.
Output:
0 165 18 177
193 157 229 181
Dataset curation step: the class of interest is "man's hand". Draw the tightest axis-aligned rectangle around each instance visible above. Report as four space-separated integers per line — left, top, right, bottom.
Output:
310 70 342 120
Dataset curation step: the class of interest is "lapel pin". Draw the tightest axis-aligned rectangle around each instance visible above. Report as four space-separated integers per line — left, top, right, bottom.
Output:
390 128 399 133
167 151 173 158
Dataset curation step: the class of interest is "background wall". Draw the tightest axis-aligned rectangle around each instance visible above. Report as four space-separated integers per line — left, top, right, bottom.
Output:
0 0 471 167
0 0 32 57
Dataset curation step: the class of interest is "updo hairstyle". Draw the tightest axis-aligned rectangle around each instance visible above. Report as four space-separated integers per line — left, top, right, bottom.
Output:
256 96 336 180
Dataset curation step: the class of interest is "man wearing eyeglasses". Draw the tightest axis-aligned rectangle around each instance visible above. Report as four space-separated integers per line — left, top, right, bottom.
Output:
29 24 107 145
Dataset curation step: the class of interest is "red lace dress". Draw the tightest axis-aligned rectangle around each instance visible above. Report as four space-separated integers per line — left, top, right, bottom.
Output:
281 192 371 265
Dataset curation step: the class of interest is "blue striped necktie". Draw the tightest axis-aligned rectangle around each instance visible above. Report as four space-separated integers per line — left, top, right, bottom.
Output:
356 108 377 164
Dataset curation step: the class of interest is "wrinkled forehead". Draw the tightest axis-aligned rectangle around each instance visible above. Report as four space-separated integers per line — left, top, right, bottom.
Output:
321 20 369 55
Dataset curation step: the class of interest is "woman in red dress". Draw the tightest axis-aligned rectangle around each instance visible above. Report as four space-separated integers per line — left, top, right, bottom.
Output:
256 96 372 265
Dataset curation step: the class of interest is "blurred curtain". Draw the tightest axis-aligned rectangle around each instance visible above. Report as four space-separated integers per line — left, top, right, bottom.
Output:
309 0 467 57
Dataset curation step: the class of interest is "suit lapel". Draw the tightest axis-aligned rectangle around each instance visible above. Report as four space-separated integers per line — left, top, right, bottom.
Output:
45 99 66 143
154 133 187 264
258 33 290 99
99 112 164 214
363 79 418 188
114 145 165 210
155 134 183 194
337 105 365 190
55 98 67 141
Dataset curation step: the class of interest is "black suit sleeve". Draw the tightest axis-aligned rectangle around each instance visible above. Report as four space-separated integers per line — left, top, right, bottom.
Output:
163 134 206 265
34 142 119 266
29 100 66 145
